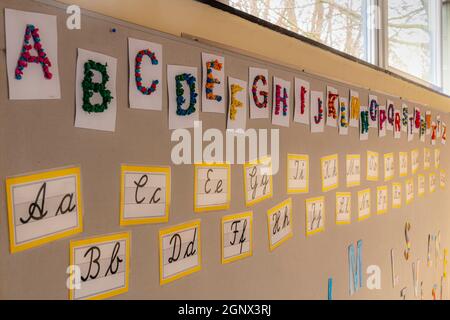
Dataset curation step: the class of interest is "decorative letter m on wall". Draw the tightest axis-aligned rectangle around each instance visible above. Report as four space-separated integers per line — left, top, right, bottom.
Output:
348 240 363 295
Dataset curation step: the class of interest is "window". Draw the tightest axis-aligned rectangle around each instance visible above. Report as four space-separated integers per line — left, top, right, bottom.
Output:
386 0 441 87
225 0 373 61
218 0 448 92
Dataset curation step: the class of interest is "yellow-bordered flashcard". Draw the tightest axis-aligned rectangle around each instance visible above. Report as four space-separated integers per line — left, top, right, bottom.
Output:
266 198 293 251
399 152 408 177
418 174 425 196
384 153 394 182
335 192 351 225
366 151 379 181
243 156 273 206
305 196 325 236
440 170 446 189
411 149 419 175
221 211 253 264
429 172 437 193
435 148 441 169
376 185 388 215
287 154 309 194
424 148 431 170
321 154 339 192
392 182 402 209
405 178 414 204
159 220 201 285
346 154 361 187
69 232 130 300
120 165 170 226
6 166 83 253
357 188 371 221
194 163 231 212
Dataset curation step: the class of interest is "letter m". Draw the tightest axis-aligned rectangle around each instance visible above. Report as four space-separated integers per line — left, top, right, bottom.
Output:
348 240 363 295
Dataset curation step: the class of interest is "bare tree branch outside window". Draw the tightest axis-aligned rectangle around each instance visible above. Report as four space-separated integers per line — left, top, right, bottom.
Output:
227 0 365 60
388 0 433 83
225 0 440 86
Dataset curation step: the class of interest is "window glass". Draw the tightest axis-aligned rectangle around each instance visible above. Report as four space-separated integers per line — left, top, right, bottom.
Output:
227 0 368 60
387 0 440 85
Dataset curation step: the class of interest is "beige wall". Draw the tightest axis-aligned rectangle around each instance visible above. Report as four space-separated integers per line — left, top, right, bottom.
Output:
0 0 449 300
58 0 450 111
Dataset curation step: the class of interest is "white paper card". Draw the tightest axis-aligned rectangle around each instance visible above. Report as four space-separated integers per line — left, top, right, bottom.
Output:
386 100 395 131
287 154 309 193
411 149 419 174
430 173 436 192
431 121 437 145
378 104 387 137
346 155 361 187
244 157 272 206
6 168 82 253
306 197 325 235
321 154 339 192
407 112 414 142
376 186 388 214
227 77 247 131
326 86 338 127
399 152 408 177
367 151 379 181
392 183 402 208
128 38 163 110
368 94 378 128
402 104 409 132
121 166 170 223
359 106 369 141
424 148 431 170
394 108 401 139
201 53 225 113
336 193 351 224
5 9 61 100
349 90 360 128
418 175 425 196
75 48 117 132
426 111 432 135
267 199 293 249
406 179 414 204
437 168 444 198
436 115 442 138
435 148 440 169
271 77 291 127
310 91 325 133
222 213 252 262
167 65 200 130
160 221 201 284
195 165 230 211
420 115 426 142
384 153 395 181
294 78 310 124
71 234 129 300
358 189 371 220
249 67 270 119
413 107 421 134
338 97 349 135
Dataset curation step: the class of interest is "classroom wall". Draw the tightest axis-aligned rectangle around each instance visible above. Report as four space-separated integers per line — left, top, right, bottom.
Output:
0 0 449 300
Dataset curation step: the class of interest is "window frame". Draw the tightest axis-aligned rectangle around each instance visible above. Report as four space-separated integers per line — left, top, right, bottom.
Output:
444 0 450 94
